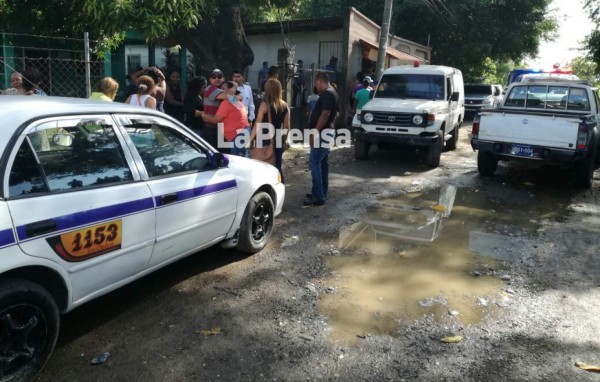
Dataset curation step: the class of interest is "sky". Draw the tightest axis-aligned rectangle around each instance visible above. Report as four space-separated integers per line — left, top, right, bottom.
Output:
526 0 595 69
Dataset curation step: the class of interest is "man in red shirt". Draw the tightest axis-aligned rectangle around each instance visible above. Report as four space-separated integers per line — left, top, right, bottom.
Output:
203 69 228 149
203 81 250 156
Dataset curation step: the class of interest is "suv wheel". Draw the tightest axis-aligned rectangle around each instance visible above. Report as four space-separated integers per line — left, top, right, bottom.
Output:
477 151 498 176
236 192 274 253
423 131 443 167
354 140 370 160
446 124 459 151
0 279 59 381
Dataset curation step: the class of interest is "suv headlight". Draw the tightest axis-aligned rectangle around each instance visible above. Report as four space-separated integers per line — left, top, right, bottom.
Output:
363 113 374 123
412 115 424 125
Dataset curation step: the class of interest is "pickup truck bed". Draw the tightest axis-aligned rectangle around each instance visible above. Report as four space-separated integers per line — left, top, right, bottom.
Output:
476 109 582 150
470 80 600 188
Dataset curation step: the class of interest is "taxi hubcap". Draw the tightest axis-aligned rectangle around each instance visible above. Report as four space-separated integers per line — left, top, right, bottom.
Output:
251 202 272 242
0 305 46 376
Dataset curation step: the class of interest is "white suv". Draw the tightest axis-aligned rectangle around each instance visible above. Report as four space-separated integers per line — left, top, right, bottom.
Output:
354 63 464 167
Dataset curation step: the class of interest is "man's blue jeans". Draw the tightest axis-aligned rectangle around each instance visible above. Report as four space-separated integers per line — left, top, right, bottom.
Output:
230 127 251 157
308 146 329 203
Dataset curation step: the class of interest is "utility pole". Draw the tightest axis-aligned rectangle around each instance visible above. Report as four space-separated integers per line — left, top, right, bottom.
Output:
375 0 394 81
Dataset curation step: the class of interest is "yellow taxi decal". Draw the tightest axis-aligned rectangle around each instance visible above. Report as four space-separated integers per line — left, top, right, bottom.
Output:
47 220 122 262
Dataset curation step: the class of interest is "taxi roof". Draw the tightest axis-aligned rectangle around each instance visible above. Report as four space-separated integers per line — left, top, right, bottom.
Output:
0 96 167 149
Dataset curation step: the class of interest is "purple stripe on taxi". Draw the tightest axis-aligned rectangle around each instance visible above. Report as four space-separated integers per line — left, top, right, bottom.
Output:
0 228 16 248
17 197 155 241
155 179 237 206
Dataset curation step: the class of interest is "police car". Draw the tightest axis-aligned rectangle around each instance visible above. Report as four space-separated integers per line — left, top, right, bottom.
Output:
0 97 285 380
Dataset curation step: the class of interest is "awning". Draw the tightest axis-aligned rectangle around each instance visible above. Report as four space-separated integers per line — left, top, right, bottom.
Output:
358 39 427 63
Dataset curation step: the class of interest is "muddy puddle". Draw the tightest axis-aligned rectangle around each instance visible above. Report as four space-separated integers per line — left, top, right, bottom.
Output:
317 185 569 344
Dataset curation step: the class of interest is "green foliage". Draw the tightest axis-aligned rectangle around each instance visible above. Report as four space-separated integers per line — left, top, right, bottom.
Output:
295 0 557 82
241 0 301 23
0 1 88 36
584 1 600 74
570 56 600 87
466 57 497 84
82 0 204 42
0 0 206 42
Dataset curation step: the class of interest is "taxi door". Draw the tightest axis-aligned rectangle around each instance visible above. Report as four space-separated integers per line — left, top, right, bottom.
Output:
4 116 156 303
113 115 238 268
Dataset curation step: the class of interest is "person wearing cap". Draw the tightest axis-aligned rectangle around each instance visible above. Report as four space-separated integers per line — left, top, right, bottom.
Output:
322 56 338 84
354 76 374 112
203 69 229 148
232 69 255 123
202 81 250 156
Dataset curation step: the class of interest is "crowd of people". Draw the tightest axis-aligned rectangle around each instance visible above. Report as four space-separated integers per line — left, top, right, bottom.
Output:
1 61 343 207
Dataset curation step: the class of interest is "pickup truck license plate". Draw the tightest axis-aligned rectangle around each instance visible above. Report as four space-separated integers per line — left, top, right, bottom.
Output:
510 144 534 157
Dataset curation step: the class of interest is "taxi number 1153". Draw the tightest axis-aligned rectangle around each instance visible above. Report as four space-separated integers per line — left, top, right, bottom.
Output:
72 223 118 251
48 220 123 262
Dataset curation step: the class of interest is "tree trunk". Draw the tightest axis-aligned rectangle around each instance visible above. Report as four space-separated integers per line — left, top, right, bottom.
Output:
175 0 254 78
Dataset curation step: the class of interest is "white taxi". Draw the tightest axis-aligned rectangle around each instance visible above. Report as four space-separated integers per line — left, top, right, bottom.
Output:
0 96 285 380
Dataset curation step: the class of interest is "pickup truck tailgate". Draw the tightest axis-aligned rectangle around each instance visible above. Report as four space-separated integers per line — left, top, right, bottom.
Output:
478 112 581 149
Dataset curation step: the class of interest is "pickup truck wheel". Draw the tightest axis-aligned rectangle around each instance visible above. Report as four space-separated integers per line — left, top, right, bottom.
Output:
354 140 370 160
574 158 595 188
422 131 443 167
446 125 459 151
477 151 498 176
0 279 59 381
236 191 274 253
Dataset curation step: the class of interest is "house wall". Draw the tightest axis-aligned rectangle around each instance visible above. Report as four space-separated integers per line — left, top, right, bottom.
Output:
246 30 344 89
123 45 193 74
244 8 433 128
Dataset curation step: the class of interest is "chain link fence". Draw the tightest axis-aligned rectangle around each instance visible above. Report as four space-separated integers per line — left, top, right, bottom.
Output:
1 33 104 97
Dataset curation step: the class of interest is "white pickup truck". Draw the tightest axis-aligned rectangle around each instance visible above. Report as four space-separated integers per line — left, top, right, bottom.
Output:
470 79 600 187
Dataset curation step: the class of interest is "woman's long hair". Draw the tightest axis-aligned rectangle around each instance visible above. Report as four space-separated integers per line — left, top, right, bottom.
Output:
94 77 119 100
136 75 155 95
187 76 207 95
264 78 287 113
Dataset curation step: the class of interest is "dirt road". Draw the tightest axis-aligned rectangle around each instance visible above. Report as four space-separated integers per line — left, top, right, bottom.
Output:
37 124 600 381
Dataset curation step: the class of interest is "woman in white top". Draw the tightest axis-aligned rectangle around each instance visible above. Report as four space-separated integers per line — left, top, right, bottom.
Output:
125 75 157 109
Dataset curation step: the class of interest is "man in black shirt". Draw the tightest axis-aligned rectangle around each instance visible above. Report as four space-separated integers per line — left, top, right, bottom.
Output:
304 72 338 206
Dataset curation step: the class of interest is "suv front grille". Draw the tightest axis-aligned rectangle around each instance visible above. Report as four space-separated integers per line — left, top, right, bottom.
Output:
371 112 414 126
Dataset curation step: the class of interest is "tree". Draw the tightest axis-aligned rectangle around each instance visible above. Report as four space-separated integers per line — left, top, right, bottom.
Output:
0 0 299 77
570 56 600 86
0 0 204 42
295 0 557 83
584 0 600 73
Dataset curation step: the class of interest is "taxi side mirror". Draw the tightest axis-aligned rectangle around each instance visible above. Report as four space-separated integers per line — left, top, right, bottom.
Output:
209 152 229 168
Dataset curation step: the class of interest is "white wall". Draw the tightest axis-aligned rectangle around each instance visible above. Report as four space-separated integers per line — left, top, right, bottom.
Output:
246 30 344 88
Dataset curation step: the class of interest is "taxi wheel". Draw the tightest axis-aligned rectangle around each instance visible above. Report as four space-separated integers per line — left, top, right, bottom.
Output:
237 192 274 253
0 279 59 381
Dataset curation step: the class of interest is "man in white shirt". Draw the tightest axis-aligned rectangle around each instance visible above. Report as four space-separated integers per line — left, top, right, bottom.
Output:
232 69 256 123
